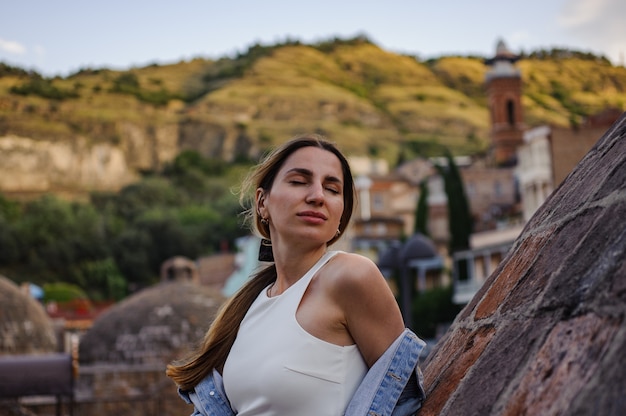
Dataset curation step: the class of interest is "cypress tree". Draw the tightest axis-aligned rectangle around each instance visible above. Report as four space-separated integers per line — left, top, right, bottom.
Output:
414 179 429 236
436 149 473 254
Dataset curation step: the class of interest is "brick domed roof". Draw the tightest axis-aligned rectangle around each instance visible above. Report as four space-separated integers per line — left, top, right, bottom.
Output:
0 276 56 355
79 281 224 365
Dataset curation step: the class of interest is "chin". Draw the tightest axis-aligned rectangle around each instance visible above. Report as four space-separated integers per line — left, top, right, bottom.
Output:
293 232 333 246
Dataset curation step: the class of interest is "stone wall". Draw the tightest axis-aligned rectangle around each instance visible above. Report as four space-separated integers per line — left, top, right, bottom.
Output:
74 365 190 416
421 112 625 415
8 366 190 416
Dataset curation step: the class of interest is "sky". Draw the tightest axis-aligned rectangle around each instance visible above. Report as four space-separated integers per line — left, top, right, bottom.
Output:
1 0 625 77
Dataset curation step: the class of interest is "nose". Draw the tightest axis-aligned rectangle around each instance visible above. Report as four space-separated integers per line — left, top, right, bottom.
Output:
305 182 325 205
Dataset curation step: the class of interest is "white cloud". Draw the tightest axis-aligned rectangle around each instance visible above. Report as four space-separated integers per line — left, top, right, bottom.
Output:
0 38 26 55
558 0 626 63
558 0 608 28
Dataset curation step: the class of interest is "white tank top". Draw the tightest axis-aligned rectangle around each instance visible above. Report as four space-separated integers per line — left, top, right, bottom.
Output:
222 251 367 416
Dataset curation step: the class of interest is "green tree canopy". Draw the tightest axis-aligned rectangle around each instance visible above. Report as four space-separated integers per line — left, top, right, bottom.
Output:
436 149 473 253
414 179 430 236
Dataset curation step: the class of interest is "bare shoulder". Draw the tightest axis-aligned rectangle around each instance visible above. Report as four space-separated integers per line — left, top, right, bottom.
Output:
325 251 404 365
331 251 376 267
325 251 390 294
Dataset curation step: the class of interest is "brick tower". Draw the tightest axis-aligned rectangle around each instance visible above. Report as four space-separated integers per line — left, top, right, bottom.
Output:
485 39 525 166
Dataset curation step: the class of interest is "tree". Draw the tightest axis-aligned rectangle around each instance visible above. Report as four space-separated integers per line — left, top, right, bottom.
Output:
111 228 155 290
0 151 251 299
414 179 430 236
436 149 473 253
0 219 19 264
14 195 107 282
112 177 187 221
78 258 127 301
411 285 462 338
0 195 20 264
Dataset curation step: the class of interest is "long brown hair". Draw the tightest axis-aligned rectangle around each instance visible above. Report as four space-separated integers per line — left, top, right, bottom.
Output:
166 134 355 391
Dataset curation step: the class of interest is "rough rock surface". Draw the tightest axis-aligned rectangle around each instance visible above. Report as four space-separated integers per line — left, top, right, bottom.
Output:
421 112 626 415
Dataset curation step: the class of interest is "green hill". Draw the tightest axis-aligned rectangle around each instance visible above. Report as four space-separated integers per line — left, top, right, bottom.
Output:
1 37 624 169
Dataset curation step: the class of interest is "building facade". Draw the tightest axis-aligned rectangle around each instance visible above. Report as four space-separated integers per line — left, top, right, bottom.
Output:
516 126 554 222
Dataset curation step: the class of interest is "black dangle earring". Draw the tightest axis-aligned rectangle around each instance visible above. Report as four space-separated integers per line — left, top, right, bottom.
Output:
258 238 274 262
258 216 274 262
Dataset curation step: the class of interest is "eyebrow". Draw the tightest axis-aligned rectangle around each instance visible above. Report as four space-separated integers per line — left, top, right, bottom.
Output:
286 168 343 185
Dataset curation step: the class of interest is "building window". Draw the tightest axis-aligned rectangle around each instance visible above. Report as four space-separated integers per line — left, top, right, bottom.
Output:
455 257 470 282
507 100 515 125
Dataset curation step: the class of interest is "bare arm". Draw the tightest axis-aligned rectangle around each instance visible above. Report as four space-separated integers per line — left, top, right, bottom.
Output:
331 253 405 367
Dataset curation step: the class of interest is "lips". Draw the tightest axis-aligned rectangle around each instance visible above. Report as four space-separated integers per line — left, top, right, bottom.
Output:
297 211 328 220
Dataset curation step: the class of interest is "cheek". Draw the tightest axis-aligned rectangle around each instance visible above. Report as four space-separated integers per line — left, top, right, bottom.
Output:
332 199 345 219
265 189 295 211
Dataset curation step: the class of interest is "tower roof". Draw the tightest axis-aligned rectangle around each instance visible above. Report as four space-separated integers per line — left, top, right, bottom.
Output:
485 39 520 65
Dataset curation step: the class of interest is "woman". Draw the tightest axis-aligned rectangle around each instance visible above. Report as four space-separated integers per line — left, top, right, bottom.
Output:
167 134 425 415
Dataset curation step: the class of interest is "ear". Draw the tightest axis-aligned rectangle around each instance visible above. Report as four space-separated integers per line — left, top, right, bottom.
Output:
256 188 267 217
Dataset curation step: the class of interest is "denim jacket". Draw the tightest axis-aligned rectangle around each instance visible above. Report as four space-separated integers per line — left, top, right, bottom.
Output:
178 328 426 416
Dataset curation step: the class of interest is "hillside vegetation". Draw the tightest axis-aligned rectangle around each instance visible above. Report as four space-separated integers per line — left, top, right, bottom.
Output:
0 39 624 300
1 37 625 164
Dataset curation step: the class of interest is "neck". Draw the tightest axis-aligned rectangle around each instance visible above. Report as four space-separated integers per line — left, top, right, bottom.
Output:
270 242 327 296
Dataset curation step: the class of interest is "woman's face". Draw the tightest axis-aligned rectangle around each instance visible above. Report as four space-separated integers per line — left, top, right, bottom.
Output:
258 146 345 247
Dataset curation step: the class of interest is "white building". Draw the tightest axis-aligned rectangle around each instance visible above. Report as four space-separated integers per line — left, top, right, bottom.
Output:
515 126 554 222
452 224 524 305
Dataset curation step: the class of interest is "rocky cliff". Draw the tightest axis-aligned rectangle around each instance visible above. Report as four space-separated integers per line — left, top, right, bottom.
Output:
1 118 189 196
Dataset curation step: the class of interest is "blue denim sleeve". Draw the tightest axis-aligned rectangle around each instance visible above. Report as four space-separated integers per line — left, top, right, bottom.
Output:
392 369 425 416
345 329 426 416
177 369 235 416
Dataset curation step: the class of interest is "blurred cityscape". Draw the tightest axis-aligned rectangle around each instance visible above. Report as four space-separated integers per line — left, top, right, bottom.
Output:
0 40 623 416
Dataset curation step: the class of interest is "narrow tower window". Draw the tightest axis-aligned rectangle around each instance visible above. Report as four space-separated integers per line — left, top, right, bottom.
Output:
506 100 515 125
